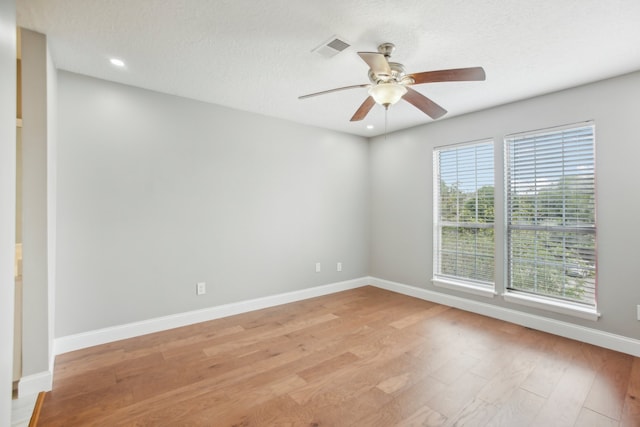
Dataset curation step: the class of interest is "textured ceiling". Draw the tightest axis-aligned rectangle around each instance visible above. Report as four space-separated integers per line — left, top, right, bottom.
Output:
17 0 640 136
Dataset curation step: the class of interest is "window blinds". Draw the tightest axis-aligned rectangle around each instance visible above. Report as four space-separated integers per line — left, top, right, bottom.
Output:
434 141 494 285
505 123 596 306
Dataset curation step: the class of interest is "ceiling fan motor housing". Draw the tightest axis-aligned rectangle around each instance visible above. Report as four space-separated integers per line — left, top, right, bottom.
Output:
369 62 406 84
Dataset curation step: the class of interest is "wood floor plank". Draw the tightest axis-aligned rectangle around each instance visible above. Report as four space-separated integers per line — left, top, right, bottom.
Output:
620 357 640 427
38 381 134 426
237 394 313 427
37 287 640 426
475 349 538 405
389 302 445 329
574 407 618 427
583 349 632 420
395 404 448 427
485 388 545 427
355 374 448 426
519 350 569 398
296 351 360 382
429 351 480 385
123 389 229 426
201 312 338 357
426 371 488 418
444 397 500 427
299 387 390 427
531 362 596 426
376 372 412 394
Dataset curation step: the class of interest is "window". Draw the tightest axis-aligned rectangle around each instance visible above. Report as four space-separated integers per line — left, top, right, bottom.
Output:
505 123 596 307
433 140 494 289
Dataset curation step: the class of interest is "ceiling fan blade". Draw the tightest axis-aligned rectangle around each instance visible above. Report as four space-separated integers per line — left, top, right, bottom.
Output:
357 52 392 77
408 67 486 85
350 96 376 121
299 84 369 99
403 87 447 120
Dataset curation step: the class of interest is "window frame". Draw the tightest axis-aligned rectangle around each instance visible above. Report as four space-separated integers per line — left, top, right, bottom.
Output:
432 138 496 297
503 121 599 319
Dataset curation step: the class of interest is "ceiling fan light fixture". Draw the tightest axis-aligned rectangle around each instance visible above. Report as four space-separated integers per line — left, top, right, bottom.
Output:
368 82 407 107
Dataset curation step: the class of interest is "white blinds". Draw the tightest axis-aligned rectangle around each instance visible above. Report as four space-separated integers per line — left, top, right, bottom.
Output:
505 123 596 306
434 141 494 285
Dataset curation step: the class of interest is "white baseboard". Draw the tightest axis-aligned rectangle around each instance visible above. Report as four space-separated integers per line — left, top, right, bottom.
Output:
369 276 640 357
54 277 369 355
18 371 52 397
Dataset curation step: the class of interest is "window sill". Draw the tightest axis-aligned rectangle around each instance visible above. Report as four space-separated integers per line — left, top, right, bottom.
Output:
432 277 496 298
503 291 600 321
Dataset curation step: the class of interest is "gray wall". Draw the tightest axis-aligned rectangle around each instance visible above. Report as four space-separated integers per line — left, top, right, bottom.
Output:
370 70 640 340
0 1 17 423
21 29 51 377
56 71 370 337
46 37 57 372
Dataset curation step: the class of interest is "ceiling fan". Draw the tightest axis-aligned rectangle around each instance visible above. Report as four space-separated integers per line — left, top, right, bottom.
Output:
299 42 486 122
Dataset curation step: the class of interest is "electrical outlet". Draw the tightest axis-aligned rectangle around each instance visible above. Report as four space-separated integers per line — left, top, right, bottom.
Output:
315 262 321 273
337 262 342 272
196 282 206 296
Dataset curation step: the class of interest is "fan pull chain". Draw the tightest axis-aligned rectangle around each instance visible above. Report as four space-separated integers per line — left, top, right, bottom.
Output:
384 106 388 140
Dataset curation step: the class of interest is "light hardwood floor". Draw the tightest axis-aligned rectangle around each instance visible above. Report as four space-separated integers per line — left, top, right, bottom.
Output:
39 286 640 426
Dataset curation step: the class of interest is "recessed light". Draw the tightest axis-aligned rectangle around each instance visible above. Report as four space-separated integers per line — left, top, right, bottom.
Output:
366 125 374 129
109 58 125 67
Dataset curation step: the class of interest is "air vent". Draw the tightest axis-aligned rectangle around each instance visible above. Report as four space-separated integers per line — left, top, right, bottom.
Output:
312 35 351 58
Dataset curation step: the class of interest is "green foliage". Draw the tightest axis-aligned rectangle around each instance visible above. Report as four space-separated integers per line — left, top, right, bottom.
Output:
509 175 595 226
437 183 495 283
507 174 596 304
463 186 494 223
440 226 494 283
510 229 595 303
438 176 595 305
439 183 494 223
